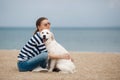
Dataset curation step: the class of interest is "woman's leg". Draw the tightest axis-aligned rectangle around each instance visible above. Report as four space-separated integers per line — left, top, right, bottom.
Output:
18 52 48 71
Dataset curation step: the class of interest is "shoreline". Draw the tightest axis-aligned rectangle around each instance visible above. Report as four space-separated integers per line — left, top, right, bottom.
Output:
0 50 120 80
0 49 120 53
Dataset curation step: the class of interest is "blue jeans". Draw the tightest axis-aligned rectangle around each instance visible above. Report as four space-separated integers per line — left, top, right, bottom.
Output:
17 52 48 72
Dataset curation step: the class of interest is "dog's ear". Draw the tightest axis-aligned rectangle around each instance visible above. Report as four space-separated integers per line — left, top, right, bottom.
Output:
51 32 54 40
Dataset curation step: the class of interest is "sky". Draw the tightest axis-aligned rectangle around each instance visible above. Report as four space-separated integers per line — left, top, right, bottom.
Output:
0 0 120 28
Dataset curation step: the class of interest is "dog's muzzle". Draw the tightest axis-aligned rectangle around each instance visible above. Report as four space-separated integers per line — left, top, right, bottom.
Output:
42 35 48 42
43 35 46 39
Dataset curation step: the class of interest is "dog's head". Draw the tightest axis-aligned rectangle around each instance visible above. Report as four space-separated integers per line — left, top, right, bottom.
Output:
40 29 54 43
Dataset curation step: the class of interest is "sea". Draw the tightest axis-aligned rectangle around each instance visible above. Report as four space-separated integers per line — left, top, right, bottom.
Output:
0 27 120 52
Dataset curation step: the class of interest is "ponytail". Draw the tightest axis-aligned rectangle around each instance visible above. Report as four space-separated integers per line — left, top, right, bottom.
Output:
34 29 39 35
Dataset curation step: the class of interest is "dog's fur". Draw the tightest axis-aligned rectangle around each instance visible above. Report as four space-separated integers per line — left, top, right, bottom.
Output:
40 29 76 73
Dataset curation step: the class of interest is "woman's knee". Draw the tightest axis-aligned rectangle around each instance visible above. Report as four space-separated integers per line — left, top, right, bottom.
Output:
41 52 48 60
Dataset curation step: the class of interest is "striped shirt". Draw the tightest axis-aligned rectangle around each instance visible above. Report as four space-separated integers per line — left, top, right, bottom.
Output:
18 32 47 61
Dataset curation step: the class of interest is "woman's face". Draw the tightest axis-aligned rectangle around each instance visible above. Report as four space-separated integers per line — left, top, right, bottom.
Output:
38 19 51 32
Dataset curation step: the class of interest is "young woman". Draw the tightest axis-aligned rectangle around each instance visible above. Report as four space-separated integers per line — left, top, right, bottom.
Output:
17 17 71 72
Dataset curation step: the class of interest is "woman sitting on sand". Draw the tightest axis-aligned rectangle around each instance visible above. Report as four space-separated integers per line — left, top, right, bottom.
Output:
17 17 71 72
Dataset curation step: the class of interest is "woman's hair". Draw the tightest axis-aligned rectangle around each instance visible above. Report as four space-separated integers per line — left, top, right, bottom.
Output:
34 17 48 34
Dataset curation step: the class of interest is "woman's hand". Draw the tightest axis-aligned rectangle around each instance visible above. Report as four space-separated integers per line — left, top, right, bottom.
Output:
60 54 71 60
61 54 74 62
48 53 74 61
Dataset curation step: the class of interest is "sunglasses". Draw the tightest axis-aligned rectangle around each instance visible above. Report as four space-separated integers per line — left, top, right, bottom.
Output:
43 22 51 26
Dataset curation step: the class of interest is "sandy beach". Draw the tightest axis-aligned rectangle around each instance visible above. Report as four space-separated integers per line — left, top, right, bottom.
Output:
0 50 120 80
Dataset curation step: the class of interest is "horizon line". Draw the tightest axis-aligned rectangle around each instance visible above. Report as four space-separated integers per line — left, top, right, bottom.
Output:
0 26 120 30
0 26 120 28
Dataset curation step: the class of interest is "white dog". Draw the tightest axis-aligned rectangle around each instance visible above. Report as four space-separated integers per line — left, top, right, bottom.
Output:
40 29 76 73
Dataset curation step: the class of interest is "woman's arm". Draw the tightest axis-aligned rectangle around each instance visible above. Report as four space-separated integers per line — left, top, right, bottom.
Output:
48 53 71 60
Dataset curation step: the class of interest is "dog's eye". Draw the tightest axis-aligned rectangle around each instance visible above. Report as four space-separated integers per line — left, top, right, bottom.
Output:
42 32 44 34
46 32 49 34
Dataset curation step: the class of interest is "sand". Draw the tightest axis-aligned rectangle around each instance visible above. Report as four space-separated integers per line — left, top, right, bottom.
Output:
0 50 120 80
